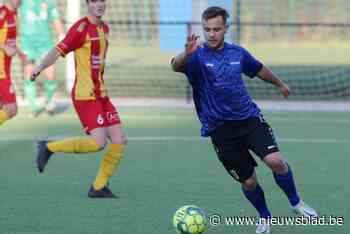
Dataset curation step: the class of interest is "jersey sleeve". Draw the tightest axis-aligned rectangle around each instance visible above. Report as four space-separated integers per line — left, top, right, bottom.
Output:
184 50 200 85
56 20 87 57
240 47 263 78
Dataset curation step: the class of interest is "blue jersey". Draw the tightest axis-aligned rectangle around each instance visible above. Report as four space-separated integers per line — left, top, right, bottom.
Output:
184 42 263 137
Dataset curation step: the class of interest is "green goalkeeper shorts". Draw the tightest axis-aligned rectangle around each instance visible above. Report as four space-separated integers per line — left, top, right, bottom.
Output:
20 38 53 63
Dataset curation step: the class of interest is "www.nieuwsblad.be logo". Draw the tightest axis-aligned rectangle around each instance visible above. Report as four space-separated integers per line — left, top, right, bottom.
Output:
208 214 344 227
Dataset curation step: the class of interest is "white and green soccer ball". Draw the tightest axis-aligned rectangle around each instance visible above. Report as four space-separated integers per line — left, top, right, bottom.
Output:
173 205 208 234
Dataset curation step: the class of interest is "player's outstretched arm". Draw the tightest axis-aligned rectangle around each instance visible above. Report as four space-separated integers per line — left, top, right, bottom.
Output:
30 48 60 81
171 34 199 72
257 65 291 98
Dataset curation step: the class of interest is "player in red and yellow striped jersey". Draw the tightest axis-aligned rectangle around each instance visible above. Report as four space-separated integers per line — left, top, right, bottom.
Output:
30 0 127 198
0 0 21 126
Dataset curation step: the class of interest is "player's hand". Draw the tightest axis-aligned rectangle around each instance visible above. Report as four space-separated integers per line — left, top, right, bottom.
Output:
3 45 17 57
30 67 42 81
280 83 291 98
185 34 199 56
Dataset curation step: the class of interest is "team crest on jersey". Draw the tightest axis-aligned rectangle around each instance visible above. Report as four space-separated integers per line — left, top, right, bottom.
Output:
77 22 87 32
107 111 119 122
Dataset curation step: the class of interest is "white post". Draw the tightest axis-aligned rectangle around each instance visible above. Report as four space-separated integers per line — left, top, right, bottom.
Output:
65 0 80 92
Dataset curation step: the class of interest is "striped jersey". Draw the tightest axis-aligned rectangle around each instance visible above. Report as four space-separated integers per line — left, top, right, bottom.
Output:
0 4 17 80
56 16 109 100
184 42 263 136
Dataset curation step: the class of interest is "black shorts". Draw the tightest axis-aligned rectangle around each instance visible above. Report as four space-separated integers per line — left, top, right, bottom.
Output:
210 116 279 183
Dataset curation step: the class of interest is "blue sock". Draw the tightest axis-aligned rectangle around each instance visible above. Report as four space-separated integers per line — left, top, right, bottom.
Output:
273 164 300 206
242 184 272 219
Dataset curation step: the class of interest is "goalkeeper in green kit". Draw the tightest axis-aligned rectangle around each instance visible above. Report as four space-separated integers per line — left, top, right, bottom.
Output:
19 0 64 116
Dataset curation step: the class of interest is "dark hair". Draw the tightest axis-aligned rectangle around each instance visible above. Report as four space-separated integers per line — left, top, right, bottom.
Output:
202 6 229 24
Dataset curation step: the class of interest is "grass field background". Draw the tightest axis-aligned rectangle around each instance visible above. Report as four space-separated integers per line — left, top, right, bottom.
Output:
0 106 349 234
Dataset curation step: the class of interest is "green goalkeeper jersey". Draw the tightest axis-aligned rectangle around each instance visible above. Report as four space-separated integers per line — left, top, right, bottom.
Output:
19 0 60 44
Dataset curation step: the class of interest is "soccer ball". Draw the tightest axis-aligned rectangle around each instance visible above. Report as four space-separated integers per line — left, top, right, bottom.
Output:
173 205 208 234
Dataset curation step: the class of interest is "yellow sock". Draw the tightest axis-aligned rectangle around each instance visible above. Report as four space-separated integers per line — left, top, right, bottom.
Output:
93 144 125 190
0 109 9 125
47 137 101 153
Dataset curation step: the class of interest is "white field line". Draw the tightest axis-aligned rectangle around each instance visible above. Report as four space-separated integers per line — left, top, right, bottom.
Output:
27 115 350 125
121 115 350 124
16 98 350 111
0 135 349 144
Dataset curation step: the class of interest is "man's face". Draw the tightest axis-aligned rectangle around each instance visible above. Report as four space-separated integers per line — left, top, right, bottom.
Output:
202 16 228 49
87 0 106 19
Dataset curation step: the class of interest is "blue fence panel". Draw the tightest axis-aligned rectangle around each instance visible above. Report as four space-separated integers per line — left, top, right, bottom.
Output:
159 0 192 51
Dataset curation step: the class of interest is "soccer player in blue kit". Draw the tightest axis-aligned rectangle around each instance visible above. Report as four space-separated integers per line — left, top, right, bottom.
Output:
171 6 317 234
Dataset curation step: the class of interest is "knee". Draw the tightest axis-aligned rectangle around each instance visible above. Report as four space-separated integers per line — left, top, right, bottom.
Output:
271 160 286 172
122 136 128 145
272 160 287 174
8 110 17 118
7 106 17 118
264 152 288 174
242 176 257 190
112 135 128 145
